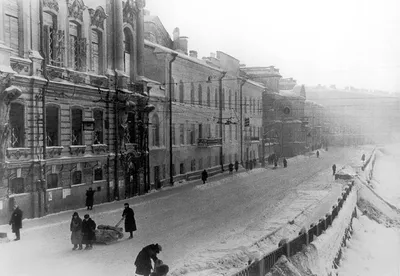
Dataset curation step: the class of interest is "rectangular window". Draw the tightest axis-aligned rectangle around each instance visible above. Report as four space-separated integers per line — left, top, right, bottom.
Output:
10 178 24 194
46 105 59 146
69 22 79 69
191 159 196 171
71 108 83 145
179 124 184 144
10 103 24 148
47 173 58 189
229 125 232 141
190 124 195 144
72 171 82 185
4 14 18 53
180 163 185 174
94 168 103 181
198 124 203 139
171 123 176 145
199 158 203 169
93 110 103 144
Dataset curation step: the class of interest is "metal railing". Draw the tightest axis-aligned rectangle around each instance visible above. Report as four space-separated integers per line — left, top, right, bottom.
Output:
231 181 355 276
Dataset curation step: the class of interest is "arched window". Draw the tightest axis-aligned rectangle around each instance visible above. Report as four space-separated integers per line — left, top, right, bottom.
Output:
4 0 20 55
93 109 104 144
46 105 60 146
198 84 202 106
71 107 83 145
207 87 211 107
9 102 24 148
228 89 232 109
123 28 132 75
91 29 102 74
179 81 184 103
151 114 160 146
214 88 218 108
190 83 195 105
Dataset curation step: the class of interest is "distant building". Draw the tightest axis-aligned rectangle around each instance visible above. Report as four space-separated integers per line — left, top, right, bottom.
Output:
279 78 297 90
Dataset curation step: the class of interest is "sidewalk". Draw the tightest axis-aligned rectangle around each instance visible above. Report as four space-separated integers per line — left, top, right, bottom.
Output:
0 166 247 232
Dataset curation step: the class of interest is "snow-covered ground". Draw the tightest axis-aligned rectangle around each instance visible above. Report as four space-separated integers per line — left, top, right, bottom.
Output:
0 147 368 276
338 144 400 276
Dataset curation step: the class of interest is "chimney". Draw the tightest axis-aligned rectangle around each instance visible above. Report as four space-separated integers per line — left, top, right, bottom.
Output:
189 50 198 58
173 27 180 41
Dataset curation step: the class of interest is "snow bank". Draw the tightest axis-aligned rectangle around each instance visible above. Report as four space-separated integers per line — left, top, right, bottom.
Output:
265 182 358 276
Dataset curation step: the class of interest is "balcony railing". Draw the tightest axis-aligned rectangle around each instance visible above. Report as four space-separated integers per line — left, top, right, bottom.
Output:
197 138 222 147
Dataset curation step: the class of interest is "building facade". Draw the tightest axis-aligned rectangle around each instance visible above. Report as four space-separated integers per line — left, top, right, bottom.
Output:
0 0 156 224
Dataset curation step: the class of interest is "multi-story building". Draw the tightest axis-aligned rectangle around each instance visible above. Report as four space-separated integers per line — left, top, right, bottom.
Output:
0 0 155 224
279 77 297 90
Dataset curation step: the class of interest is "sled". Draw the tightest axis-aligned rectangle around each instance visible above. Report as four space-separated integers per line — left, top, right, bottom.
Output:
94 218 124 245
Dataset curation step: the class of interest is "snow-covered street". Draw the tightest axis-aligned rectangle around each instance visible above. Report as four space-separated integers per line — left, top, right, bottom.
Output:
0 147 367 276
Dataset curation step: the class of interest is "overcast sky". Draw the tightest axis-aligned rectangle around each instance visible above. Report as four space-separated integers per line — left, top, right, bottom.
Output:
145 0 400 92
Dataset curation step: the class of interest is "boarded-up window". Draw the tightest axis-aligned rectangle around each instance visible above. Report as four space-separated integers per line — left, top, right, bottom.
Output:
91 30 100 73
72 170 82 185
10 103 24 148
10 178 24 194
46 105 59 146
71 108 83 145
47 173 58 189
4 0 19 54
94 168 103 181
43 12 57 65
93 109 103 144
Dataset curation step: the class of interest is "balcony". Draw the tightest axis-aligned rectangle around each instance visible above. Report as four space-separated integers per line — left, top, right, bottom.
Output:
197 138 222 148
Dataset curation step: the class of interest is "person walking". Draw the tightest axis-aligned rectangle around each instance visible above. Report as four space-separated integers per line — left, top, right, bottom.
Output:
332 164 336 176
9 205 23 241
70 212 83 250
316 150 320 158
283 158 287 168
85 187 95 210
82 214 96 250
361 153 366 162
234 160 239 172
201 169 208 184
122 203 137 239
228 163 233 174
135 244 163 276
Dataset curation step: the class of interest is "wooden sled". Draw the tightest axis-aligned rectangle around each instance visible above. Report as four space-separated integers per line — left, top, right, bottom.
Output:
94 218 124 245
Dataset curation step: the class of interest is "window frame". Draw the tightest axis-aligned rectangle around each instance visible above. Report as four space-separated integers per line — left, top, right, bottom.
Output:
46 104 61 147
9 102 25 148
70 106 84 146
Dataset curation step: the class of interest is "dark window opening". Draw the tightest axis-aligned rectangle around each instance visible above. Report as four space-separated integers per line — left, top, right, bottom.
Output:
93 109 104 144
10 103 24 148
10 177 24 194
71 108 83 145
72 170 82 185
46 105 59 146
47 173 58 189
94 168 103 181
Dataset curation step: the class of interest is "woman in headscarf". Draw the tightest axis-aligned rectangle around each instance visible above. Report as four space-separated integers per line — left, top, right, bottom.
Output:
70 212 83 250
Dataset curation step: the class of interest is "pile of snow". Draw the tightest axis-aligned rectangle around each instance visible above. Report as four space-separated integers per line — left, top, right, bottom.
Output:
336 215 400 276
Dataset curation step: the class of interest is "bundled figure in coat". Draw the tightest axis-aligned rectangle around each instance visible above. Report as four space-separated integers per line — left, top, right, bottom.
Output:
283 158 287 168
332 164 336 176
9 205 23 241
234 160 239 172
70 212 83 250
82 214 96 250
135 243 162 276
85 187 95 210
228 163 234 174
316 150 320 158
201 169 208 184
122 203 137 239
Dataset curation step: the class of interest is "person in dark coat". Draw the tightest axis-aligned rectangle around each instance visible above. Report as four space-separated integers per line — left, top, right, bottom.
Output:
135 244 162 276
82 214 96 250
283 158 287 168
361 153 366 162
201 169 208 184
85 187 95 210
70 212 83 250
122 203 137 239
316 150 320 158
228 163 233 174
9 205 23 241
332 164 336 176
234 160 239 172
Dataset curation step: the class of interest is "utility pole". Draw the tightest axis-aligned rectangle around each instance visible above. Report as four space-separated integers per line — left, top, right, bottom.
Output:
239 78 246 166
169 53 178 186
219 71 227 172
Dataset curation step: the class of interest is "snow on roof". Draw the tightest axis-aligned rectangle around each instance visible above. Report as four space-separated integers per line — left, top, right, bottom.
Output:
279 89 301 98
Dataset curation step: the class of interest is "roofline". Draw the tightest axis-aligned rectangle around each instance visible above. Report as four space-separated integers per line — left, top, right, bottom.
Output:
145 40 223 73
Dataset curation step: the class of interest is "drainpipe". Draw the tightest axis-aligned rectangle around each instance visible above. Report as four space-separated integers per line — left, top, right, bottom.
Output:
39 0 49 217
114 71 120 200
106 88 111 201
239 78 246 166
219 72 227 172
168 53 178 186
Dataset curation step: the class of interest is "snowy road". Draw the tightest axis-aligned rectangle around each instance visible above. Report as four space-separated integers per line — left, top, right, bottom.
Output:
0 147 366 276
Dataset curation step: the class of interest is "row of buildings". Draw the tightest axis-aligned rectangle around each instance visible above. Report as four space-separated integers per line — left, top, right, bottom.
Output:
0 0 330 223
